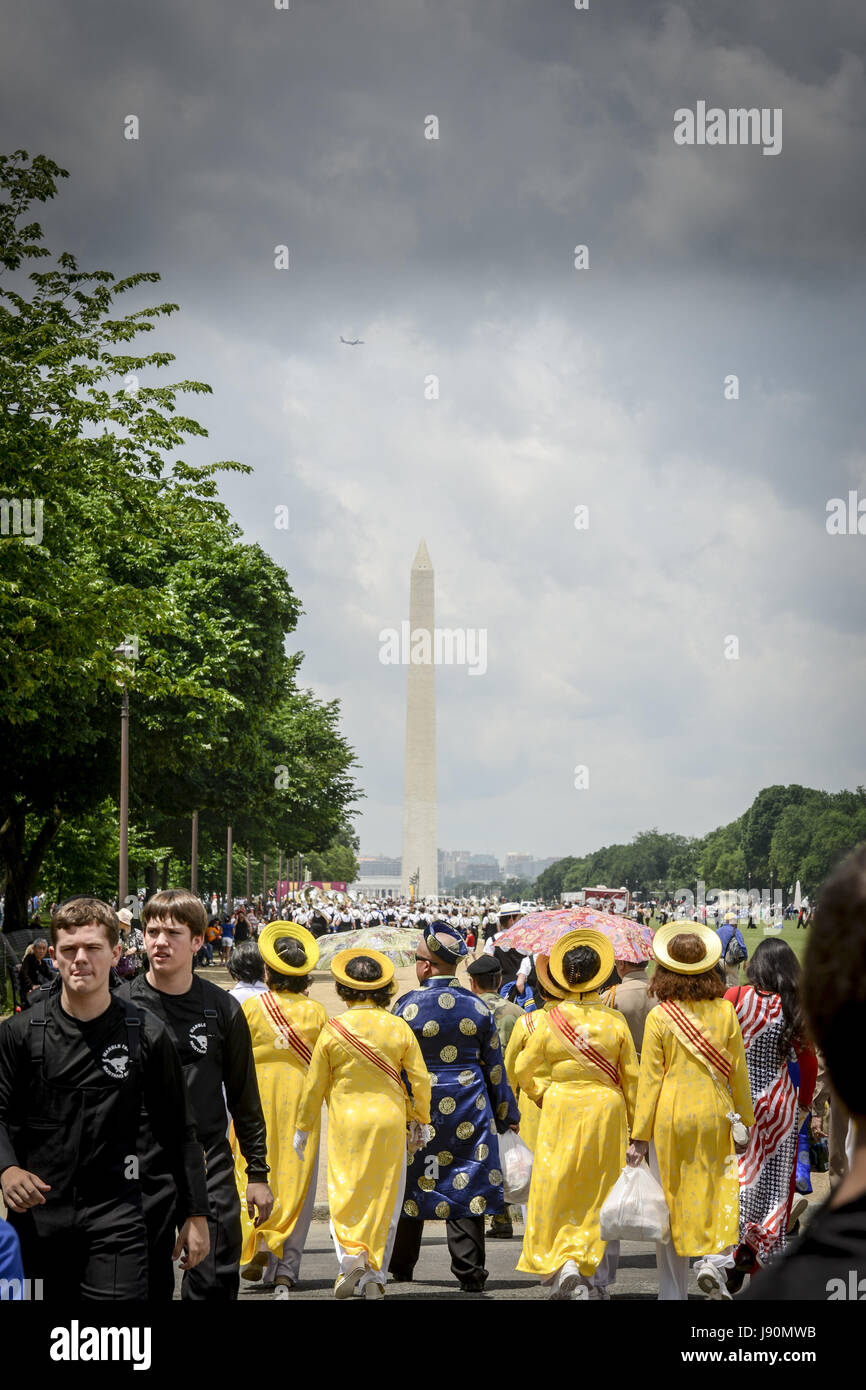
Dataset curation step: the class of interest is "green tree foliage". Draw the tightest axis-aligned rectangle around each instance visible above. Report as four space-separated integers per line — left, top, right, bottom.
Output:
0 152 361 925
537 786 866 903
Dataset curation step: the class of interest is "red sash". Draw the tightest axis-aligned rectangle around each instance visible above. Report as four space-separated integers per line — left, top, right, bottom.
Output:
258 991 312 1067
328 1016 404 1097
658 1001 733 1090
548 1005 621 1089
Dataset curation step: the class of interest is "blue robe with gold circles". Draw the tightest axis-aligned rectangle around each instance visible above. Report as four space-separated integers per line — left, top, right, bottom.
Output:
393 976 520 1220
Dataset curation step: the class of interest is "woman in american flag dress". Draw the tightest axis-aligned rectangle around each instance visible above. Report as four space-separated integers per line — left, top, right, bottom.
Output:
722 939 816 1290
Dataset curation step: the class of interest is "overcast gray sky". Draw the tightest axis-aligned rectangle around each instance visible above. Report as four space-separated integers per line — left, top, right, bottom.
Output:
5 0 865 863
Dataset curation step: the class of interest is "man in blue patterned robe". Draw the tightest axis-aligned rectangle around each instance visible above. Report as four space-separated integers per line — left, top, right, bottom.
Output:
389 923 520 1292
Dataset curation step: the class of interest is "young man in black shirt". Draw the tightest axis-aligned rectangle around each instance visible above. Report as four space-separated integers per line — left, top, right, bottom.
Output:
0 897 209 1299
745 844 866 1300
117 888 272 1300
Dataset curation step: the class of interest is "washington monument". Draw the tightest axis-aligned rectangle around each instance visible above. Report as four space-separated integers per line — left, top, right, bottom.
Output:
401 540 438 899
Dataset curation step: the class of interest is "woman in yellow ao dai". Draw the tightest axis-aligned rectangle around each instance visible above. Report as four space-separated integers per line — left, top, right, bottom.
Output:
503 953 565 1154
232 925 328 1293
295 949 431 1299
628 923 755 1301
515 933 639 1299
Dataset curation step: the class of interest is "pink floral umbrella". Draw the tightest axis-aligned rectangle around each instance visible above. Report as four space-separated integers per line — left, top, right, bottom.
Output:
495 907 653 963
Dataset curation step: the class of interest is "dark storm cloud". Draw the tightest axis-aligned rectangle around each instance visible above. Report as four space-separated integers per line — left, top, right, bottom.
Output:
3 0 865 858
4 0 865 286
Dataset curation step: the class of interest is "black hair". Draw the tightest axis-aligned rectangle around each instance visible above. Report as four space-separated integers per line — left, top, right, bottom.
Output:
746 938 806 1062
560 945 601 987
804 843 866 1115
336 955 394 1007
335 981 394 1007
266 936 310 993
227 940 264 984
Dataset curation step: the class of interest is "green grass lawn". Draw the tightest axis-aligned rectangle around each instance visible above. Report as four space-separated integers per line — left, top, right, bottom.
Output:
647 914 810 966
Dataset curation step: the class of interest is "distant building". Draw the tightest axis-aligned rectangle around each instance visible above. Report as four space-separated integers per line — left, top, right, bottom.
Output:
349 875 403 900
358 855 402 877
505 852 559 881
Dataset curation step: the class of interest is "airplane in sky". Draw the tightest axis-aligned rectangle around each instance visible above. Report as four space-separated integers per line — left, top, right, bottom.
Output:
339 335 364 345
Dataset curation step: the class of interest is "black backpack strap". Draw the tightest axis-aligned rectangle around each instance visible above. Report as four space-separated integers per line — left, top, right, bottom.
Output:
28 999 48 1063
124 1013 142 1064
110 995 144 1065
203 1005 222 1065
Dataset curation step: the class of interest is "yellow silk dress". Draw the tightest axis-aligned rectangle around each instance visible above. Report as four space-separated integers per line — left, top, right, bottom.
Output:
231 990 328 1264
515 995 639 1278
296 1000 431 1273
503 1004 554 1153
631 999 756 1256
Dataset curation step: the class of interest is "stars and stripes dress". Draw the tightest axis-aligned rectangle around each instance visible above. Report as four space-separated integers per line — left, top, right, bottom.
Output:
725 985 817 1264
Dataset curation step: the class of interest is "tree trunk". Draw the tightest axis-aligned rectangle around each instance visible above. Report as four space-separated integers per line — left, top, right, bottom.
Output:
144 861 159 901
0 804 63 933
160 855 170 891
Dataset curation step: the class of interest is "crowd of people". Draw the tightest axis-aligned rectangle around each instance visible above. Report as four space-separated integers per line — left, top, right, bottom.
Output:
0 853 864 1302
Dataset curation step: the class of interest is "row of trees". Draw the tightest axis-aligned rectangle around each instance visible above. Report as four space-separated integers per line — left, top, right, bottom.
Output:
536 785 866 903
0 152 361 929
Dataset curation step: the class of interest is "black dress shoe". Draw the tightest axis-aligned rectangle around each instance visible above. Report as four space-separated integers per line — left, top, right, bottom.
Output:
389 1272 413 1283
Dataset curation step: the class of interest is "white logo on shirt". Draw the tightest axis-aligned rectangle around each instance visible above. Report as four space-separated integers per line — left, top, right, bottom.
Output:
189 1022 208 1055
100 1043 130 1079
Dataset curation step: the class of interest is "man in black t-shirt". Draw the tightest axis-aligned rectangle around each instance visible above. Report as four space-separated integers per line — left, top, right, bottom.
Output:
0 897 209 1300
745 845 866 1301
117 888 272 1301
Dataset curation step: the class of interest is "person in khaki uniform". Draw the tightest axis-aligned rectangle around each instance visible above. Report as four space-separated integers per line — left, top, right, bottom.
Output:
601 955 653 1058
465 955 524 1240
465 956 524 1050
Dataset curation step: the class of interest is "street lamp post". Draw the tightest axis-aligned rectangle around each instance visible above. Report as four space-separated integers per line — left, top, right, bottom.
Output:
226 823 233 909
113 638 138 906
191 810 199 894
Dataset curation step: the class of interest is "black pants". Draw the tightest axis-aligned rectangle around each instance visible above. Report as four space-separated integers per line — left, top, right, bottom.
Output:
181 1144 242 1301
389 1215 486 1287
145 1143 241 1301
14 1198 147 1300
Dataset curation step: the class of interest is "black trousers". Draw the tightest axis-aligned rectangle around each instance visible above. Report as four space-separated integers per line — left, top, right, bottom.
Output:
145 1143 241 1301
181 1144 242 1301
14 1198 148 1300
389 1215 487 1287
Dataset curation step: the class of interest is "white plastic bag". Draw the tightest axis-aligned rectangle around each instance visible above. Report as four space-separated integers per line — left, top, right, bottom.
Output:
600 1164 670 1243
499 1130 533 1204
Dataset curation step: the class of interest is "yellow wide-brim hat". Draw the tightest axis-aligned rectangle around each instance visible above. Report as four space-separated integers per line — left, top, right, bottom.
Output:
652 921 722 975
549 929 615 997
258 921 319 976
330 947 395 990
534 952 568 1000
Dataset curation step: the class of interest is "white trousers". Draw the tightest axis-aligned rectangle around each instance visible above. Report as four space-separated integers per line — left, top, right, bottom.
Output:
330 1150 406 1292
263 1146 319 1284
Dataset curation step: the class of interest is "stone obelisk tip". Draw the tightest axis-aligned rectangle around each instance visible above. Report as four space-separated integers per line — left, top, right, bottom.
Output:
412 539 432 570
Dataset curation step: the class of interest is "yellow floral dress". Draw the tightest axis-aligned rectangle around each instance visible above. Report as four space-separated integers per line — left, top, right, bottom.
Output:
231 990 328 1264
631 999 756 1256
296 1000 431 1272
503 1003 554 1153
515 996 639 1278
